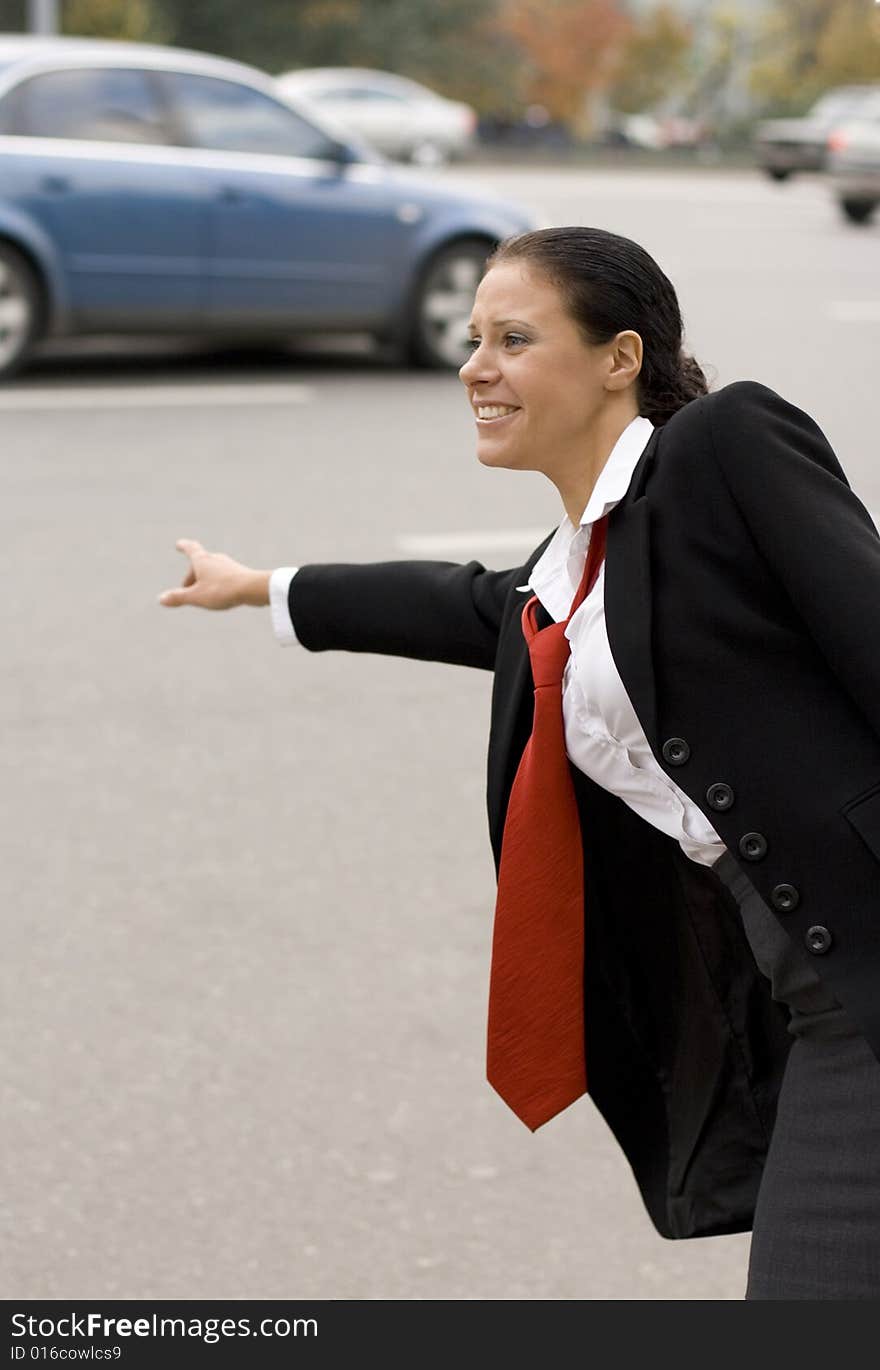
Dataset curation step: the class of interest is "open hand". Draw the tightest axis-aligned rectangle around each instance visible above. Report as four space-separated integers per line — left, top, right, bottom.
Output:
159 539 269 610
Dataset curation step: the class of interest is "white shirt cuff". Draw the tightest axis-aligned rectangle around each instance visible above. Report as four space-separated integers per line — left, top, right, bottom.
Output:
269 567 300 645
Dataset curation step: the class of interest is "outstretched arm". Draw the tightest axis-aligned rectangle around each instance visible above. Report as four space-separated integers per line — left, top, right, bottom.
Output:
159 540 526 672
286 559 523 671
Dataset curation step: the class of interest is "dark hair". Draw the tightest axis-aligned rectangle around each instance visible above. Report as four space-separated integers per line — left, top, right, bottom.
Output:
485 226 709 425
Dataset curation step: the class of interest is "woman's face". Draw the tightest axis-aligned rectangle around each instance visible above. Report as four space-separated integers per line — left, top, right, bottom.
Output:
459 260 619 476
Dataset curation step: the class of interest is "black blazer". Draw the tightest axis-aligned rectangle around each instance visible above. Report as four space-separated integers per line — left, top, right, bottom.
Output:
288 381 880 1239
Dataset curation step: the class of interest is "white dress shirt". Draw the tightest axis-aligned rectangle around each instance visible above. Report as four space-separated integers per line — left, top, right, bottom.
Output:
269 414 726 868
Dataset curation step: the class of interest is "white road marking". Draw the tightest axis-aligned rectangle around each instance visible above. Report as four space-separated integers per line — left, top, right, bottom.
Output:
396 527 549 554
0 382 313 411
828 301 880 322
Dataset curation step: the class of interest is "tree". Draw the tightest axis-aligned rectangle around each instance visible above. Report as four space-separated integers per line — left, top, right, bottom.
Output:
750 0 880 115
149 0 511 108
817 0 880 87
62 0 170 42
684 5 753 132
286 0 516 111
0 0 529 121
0 1 26 29
608 3 693 115
495 0 631 133
150 0 304 70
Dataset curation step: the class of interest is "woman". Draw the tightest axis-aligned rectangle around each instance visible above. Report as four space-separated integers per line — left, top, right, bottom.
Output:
159 227 880 1299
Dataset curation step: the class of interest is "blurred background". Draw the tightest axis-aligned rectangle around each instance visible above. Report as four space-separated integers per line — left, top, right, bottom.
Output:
5 0 880 159
2 0 879 1303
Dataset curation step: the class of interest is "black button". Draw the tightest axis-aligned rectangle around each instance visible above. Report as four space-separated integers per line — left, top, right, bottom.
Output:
739 831 767 861
662 737 690 766
805 925 832 955
771 883 800 912
706 782 735 811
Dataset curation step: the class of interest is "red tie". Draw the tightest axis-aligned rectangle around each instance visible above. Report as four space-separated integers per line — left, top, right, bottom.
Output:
486 513 609 1131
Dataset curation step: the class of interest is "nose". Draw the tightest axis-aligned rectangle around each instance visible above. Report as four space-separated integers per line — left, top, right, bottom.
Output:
459 341 498 387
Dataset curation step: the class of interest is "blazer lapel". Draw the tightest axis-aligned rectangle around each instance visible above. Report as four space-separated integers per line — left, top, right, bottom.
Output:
486 531 555 864
604 429 660 755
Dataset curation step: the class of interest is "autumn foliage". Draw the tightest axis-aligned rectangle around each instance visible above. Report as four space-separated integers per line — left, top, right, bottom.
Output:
496 0 632 129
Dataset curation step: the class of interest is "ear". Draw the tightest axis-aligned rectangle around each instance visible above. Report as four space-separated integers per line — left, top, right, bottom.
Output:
605 330 643 391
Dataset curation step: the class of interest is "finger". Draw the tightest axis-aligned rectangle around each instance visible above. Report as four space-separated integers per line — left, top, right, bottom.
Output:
158 587 192 607
176 538 205 557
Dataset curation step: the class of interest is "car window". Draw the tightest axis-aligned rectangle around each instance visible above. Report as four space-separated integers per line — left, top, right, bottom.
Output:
811 94 846 119
856 94 880 122
819 91 880 125
812 89 877 125
308 87 360 100
159 72 342 159
0 85 18 132
318 86 410 103
0 66 169 143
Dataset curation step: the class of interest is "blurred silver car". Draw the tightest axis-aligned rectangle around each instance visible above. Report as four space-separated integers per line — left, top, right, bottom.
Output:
276 67 476 166
754 85 880 182
828 89 880 224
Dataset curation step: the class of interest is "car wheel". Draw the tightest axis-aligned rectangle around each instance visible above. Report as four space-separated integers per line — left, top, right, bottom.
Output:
839 197 877 225
0 241 42 380
767 168 791 182
407 237 493 369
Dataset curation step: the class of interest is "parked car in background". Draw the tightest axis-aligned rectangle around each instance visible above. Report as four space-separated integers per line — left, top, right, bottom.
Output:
0 35 531 379
275 67 477 166
603 111 707 151
753 84 880 181
827 88 880 224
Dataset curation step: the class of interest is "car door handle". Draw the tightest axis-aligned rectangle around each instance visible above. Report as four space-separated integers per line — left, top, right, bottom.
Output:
40 174 70 193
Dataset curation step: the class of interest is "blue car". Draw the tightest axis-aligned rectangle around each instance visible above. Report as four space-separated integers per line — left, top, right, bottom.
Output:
0 35 533 379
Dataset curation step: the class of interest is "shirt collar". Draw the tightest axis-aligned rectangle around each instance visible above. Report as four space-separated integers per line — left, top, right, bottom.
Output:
578 414 655 527
526 415 655 621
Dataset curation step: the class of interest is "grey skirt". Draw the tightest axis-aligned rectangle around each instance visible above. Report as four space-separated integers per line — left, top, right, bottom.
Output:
712 849 880 1299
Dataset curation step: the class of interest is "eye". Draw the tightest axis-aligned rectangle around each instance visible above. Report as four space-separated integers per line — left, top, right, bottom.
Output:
504 333 528 348
465 337 481 352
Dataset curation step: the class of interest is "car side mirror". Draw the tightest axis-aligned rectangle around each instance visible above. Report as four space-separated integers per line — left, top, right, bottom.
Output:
328 140 357 166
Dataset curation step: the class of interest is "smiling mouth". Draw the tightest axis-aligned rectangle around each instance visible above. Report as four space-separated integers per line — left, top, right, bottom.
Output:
475 404 520 424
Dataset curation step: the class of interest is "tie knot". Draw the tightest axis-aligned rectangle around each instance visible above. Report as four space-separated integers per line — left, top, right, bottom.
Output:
520 511 608 691
525 617 571 688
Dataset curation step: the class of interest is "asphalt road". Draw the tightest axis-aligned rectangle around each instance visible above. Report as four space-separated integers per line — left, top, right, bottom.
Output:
3 167 878 1302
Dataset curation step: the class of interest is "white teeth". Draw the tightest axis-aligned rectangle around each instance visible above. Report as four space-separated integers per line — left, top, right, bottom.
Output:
477 405 518 419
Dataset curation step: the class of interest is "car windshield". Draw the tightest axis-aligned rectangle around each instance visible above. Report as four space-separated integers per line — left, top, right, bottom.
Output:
811 89 876 126
850 92 880 123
